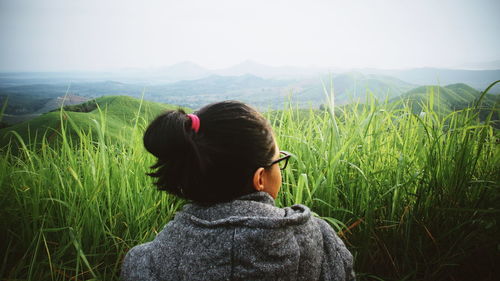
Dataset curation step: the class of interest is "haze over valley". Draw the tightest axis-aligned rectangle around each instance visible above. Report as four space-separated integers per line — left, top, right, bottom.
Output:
1 60 499 126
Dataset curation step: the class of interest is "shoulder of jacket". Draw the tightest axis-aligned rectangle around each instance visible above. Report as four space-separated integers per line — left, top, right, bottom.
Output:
121 242 157 279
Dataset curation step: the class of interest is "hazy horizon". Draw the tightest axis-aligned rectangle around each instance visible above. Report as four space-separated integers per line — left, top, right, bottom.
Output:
3 58 500 74
1 0 500 72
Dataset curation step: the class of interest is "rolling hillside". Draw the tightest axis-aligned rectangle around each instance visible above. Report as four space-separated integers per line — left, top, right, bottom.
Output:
0 81 145 115
0 96 181 148
390 83 499 124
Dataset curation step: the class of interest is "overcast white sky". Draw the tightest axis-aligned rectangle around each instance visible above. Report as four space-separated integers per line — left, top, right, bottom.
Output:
0 0 499 71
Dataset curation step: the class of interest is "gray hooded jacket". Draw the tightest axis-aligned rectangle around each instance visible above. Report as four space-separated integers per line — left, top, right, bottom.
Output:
121 192 355 281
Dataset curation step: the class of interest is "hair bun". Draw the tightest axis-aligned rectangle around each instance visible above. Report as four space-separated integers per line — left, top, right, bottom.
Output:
144 109 191 159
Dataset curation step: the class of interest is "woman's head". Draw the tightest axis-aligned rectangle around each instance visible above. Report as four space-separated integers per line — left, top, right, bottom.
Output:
143 100 280 204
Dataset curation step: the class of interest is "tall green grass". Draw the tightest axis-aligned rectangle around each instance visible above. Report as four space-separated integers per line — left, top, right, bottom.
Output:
1 85 499 280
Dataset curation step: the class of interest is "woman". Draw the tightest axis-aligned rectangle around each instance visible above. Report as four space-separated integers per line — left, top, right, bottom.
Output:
121 101 355 281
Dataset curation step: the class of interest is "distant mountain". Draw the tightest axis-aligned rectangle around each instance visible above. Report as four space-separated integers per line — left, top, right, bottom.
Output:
3 62 498 92
294 72 417 106
154 61 211 81
0 96 179 147
215 60 325 79
363 68 500 90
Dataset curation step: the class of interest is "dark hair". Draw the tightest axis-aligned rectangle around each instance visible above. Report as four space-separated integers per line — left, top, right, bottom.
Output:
143 101 276 204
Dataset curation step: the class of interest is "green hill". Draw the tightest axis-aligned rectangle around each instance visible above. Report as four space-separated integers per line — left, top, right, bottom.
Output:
391 83 498 115
0 95 183 148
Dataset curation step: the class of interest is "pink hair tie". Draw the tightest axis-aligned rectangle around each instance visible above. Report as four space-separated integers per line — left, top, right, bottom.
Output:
187 114 200 133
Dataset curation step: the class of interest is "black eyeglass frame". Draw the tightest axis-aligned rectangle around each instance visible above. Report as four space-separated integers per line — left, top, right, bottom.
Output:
267 151 292 170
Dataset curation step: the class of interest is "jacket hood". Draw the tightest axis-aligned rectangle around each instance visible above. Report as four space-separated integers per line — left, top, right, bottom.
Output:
121 191 355 281
176 191 312 229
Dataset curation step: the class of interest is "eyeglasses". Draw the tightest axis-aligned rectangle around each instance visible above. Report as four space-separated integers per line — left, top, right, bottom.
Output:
268 151 292 170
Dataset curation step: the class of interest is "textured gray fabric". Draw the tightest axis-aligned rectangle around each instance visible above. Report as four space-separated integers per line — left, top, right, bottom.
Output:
121 191 355 281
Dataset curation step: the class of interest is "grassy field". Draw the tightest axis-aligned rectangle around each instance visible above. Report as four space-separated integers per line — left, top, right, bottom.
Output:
0 86 499 280
0 95 182 148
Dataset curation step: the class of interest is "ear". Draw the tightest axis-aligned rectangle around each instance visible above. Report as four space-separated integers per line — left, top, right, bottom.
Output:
252 167 266 192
